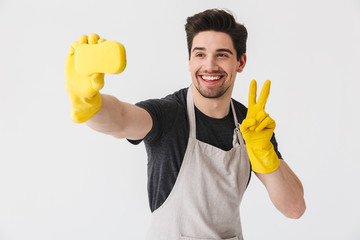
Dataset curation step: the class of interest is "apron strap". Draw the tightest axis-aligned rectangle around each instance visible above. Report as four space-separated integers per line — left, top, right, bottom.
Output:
186 86 196 139
231 100 245 147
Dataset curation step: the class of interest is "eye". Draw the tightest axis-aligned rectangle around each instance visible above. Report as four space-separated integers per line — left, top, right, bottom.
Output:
195 52 205 57
217 53 229 58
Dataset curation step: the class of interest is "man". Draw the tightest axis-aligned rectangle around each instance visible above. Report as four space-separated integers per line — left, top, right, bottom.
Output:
65 8 305 240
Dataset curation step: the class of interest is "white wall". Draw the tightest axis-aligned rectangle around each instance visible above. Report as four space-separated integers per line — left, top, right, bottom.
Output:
0 0 359 239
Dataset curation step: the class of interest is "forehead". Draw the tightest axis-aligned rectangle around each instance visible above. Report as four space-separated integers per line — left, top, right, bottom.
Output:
192 31 234 51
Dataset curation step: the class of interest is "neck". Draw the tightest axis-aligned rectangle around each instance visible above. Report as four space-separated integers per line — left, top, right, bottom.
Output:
192 85 233 119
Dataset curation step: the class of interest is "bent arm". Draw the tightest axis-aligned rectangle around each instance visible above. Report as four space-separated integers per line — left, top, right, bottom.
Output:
86 94 152 140
255 159 306 219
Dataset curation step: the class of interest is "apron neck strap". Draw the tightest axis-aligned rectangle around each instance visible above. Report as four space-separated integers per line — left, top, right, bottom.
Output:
186 85 196 138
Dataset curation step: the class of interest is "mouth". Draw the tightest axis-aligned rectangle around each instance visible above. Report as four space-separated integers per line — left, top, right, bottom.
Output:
198 74 225 85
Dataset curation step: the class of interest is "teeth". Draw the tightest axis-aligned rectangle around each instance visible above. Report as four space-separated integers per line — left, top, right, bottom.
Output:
202 75 221 81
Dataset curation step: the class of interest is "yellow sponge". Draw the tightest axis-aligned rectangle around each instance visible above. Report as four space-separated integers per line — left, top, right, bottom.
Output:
74 40 126 76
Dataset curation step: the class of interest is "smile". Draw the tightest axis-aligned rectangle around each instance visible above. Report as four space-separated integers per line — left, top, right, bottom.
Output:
198 74 225 85
201 75 222 81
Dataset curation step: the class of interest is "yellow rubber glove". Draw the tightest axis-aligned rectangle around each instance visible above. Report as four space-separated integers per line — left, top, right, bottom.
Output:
65 33 126 123
240 80 280 174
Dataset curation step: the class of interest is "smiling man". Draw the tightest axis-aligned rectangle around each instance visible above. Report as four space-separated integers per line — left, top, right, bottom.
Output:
189 30 246 119
65 8 305 240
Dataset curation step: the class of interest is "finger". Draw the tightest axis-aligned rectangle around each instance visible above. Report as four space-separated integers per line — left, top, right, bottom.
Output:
68 41 79 55
239 118 256 133
248 79 257 107
257 80 271 109
255 115 276 132
90 73 105 91
79 35 88 44
255 110 269 123
88 33 100 44
98 38 107 43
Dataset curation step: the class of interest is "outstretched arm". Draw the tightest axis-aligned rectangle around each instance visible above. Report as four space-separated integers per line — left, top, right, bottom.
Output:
86 94 152 140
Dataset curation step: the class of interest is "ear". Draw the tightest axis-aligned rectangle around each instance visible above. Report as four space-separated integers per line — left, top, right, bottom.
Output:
236 53 247 73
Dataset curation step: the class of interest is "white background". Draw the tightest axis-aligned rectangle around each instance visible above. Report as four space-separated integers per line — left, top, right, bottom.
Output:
0 0 359 239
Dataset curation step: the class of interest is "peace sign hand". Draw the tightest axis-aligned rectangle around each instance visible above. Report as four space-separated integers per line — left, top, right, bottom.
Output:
240 80 280 174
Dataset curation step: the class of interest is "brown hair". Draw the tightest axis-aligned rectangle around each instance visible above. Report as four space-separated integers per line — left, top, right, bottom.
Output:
185 9 247 60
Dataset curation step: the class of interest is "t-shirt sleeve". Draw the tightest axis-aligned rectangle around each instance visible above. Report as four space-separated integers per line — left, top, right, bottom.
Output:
127 97 180 145
270 133 283 160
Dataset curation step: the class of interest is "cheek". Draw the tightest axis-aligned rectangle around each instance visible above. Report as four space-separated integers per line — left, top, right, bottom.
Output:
189 60 199 74
226 63 240 74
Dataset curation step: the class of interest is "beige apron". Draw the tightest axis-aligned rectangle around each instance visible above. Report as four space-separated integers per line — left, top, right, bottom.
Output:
146 86 251 240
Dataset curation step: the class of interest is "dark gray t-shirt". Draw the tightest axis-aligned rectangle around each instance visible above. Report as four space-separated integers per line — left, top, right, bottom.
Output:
129 87 282 212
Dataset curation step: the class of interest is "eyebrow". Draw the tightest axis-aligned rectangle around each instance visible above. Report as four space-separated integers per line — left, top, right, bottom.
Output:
192 47 205 53
191 47 234 55
217 48 234 55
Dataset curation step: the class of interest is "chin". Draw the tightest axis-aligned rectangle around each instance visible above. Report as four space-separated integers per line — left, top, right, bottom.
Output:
195 84 229 99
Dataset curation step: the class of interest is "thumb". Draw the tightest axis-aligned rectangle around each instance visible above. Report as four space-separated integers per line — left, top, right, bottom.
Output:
68 41 79 56
90 73 105 91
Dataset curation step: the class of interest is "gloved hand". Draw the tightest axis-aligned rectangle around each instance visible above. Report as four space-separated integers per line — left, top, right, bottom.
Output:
240 80 280 174
65 33 126 123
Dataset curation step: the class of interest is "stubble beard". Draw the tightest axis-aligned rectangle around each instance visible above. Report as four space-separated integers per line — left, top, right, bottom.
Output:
194 72 231 99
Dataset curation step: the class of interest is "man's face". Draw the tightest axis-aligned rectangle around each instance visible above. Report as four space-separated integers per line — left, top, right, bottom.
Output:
189 31 246 99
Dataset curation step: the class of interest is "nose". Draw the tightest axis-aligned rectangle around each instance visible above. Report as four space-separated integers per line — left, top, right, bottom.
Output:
203 55 219 72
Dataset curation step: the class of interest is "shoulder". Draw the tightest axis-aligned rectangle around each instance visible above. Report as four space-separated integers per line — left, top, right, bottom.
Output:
163 87 188 105
136 87 187 111
134 87 188 142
